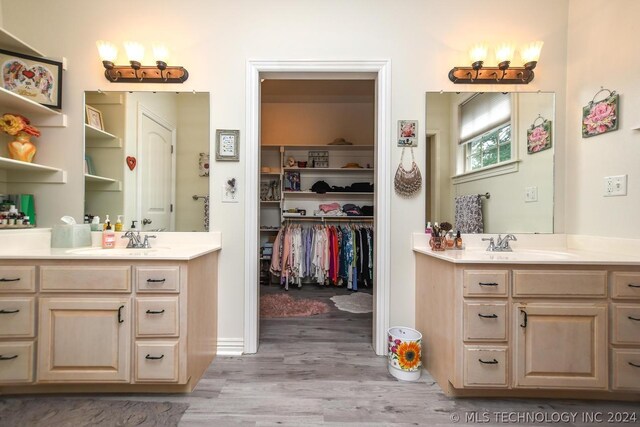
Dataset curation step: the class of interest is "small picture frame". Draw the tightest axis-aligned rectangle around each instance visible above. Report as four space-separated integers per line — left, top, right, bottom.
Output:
0 48 63 109
398 120 418 147
85 105 104 130
216 129 239 161
284 171 301 191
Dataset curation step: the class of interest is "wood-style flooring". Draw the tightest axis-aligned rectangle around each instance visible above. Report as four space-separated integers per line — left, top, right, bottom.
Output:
2 284 639 426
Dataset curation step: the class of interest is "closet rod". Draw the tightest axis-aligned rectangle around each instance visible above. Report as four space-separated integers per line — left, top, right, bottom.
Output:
284 216 374 223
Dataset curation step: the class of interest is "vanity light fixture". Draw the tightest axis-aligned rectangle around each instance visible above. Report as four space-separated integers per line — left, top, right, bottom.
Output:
448 41 543 84
97 40 189 83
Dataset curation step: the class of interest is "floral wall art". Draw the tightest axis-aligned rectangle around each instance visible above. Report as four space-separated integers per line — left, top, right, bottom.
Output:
527 115 552 154
582 89 619 138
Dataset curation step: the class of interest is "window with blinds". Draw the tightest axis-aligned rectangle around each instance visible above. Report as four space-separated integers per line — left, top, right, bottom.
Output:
459 93 512 171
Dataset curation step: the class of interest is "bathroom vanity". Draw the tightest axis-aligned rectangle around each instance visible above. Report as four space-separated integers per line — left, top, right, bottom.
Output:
0 232 220 394
413 235 640 400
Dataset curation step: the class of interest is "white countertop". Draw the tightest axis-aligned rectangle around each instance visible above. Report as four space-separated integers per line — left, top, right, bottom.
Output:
412 233 640 265
0 229 222 261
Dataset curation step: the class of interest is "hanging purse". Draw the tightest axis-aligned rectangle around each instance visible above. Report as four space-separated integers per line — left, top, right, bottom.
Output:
394 147 422 197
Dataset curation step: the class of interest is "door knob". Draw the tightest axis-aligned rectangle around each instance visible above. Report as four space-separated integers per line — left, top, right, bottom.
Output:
142 218 152 225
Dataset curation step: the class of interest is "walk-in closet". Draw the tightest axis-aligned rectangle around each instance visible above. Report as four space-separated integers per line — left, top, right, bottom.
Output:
258 79 376 347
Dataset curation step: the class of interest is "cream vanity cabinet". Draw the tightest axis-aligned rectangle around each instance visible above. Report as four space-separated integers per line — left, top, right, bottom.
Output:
416 254 640 399
0 252 218 394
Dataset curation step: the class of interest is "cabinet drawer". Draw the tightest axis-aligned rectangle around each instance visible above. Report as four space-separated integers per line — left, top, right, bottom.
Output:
0 297 35 337
0 341 34 383
136 267 180 293
463 346 508 387
40 266 131 292
612 272 640 299
463 302 507 342
135 341 179 383
513 270 607 298
612 304 640 345
136 297 179 337
0 266 36 292
463 271 508 297
612 349 640 391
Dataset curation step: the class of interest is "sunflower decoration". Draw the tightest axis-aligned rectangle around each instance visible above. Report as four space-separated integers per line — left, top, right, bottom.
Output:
396 340 421 370
0 113 41 137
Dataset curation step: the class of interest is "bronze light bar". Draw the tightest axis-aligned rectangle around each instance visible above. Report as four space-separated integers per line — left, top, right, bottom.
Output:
102 60 189 83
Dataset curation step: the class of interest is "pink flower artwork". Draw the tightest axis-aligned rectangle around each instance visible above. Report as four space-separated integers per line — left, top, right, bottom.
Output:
582 93 619 138
527 119 552 154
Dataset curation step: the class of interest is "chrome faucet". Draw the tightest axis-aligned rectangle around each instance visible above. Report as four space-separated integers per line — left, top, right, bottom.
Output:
496 234 517 252
481 237 496 252
141 235 156 248
122 230 156 249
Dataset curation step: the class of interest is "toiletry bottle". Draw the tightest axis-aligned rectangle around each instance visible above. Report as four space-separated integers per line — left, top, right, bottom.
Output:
103 214 111 231
102 219 116 249
446 230 455 248
91 215 100 231
425 221 432 235
115 215 123 232
455 230 463 249
130 220 137 230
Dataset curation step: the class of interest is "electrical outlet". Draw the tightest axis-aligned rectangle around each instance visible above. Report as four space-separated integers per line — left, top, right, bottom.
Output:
604 175 627 197
525 186 538 202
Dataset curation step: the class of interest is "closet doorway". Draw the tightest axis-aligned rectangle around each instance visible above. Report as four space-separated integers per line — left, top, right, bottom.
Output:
245 60 392 355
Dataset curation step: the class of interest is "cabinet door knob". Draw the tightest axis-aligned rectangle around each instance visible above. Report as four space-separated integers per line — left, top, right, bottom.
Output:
145 354 164 360
478 313 498 319
146 278 166 283
117 305 125 323
0 278 20 282
146 309 165 315
478 358 498 364
0 354 18 361
478 282 498 287
0 309 19 314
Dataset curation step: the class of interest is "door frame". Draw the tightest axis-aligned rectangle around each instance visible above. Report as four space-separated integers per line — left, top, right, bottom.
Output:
136 103 177 231
244 59 392 355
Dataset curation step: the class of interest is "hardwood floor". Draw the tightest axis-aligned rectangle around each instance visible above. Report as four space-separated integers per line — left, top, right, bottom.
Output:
2 284 638 426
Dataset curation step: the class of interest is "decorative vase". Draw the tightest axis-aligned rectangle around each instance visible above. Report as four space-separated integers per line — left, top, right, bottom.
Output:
7 132 37 163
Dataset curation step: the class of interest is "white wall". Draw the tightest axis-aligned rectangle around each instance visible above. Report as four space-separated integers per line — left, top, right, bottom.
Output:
565 0 640 238
1 0 570 344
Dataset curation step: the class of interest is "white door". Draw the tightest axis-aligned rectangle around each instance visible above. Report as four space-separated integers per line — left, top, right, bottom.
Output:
138 106 176 232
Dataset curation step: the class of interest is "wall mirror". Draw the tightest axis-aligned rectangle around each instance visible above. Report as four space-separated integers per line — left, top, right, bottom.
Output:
84 91 210 232
426 92 554 234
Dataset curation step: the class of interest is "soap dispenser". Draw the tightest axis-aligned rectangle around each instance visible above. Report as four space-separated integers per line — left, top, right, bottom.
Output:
103 214 111 231
115 215 123 232
102 218 115 249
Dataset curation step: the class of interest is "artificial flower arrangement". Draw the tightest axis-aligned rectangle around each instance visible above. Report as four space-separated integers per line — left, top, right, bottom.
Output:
0 113 41 163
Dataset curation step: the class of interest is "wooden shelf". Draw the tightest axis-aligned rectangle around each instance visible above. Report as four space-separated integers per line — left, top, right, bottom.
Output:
0 156 66 183
0 87 66 127
85 124 122 148
260 228 279 232
283 167 373 173
281 145 374 151
0 27 45 56
283 215 374 221
260 200 281 205
282 191 374 197
84 174 122 191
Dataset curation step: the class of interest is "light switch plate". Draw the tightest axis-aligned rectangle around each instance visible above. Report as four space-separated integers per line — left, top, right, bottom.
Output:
604 175 627 197
525 186 538 202
222 177 239 203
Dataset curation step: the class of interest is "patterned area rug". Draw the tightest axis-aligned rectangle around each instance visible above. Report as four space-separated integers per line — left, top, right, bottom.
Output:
0 399 188 427
260 293 329 318
330 292 373 313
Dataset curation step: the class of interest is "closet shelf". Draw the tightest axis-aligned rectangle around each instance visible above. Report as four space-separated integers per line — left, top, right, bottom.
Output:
282 145 374 151
0 27 46 56
283 167 374 173
0 88 66 127
282 191 374 197
283 215 374 222
0 156 67 183
260 200 281 205
261 172 281 176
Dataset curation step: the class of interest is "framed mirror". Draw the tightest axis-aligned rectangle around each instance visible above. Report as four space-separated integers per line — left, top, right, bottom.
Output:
84 91 210 232
426 92 554 234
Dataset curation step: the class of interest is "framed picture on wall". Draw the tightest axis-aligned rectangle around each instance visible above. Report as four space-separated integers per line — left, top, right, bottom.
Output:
397 120 418 147
0 48 63 109
216 129 240 161
582 89 619 138
85 105 104 130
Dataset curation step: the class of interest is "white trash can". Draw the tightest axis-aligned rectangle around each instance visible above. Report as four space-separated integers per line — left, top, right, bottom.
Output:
387 326 422 381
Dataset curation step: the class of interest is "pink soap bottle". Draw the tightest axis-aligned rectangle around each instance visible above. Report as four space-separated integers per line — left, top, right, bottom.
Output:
102 219 116 249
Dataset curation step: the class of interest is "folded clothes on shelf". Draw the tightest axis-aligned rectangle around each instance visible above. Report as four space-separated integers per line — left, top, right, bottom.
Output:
319 202 341 213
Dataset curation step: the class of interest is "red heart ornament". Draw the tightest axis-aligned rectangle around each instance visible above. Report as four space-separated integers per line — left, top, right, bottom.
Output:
22 69 35 79
126 156 137 171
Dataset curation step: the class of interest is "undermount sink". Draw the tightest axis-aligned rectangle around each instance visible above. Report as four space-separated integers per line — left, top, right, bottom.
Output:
476 249 579 261
67 247 166 256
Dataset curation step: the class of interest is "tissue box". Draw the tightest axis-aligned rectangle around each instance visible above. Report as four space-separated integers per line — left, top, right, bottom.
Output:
51 224 92 248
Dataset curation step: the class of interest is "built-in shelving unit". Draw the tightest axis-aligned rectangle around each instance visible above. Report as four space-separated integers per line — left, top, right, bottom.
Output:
283 191 374 197
84 173 122 191
84 124 122 148
282 167 374 173
0 157 66 183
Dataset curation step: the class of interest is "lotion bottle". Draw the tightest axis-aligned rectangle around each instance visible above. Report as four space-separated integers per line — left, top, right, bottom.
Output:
102 219 116 249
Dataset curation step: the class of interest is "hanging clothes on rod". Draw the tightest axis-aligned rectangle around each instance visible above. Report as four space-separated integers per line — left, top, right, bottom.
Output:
270 223 374 291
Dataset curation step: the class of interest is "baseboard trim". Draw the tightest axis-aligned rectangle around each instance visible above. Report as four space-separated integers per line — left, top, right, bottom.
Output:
217 338 244 356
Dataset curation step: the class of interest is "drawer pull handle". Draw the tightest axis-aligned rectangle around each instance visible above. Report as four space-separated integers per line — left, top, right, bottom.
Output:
145 354 164 360
478 358 498 364
628 283 640 288
0 309 19 314
629 362 640 368
520 309 528 328
0 354 18 360
147 279 166 283
478 282 499 287
628 316 640 322
117 305 124 324
0 278 20 282
478 313 498 319
146 309 165 315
